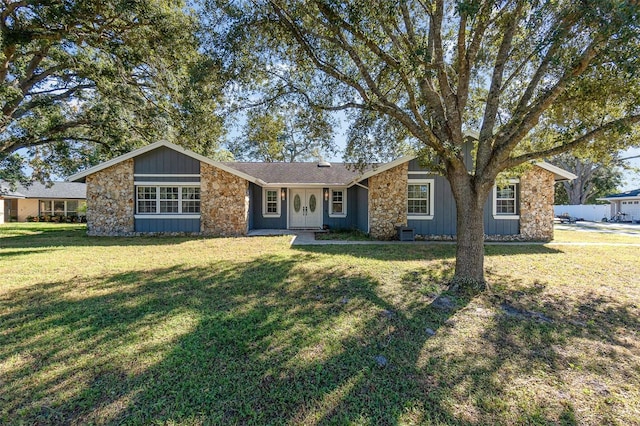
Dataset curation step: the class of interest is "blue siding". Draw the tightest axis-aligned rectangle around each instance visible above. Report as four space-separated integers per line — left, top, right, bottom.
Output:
134 146 200 176
407 175 458 236
249 183 288 229
247 185 254 230
322 187 359 230
135 176 200 183
356 183 369 233
483 188 520 235
135 218 200 233
407 158 520 236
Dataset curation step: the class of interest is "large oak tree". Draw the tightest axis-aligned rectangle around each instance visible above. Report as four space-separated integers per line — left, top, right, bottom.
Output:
210 0 640 288
1 0 225 184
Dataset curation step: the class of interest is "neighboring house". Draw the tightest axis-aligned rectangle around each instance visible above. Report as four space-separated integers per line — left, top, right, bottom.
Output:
598 189 640 222
68 140 576 240
0 181 87 223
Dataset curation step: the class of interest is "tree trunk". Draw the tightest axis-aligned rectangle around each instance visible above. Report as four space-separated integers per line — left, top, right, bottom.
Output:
449 173 491 292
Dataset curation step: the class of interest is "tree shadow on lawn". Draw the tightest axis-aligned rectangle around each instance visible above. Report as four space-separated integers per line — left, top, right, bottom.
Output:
295 242 564 263
2 251 636 424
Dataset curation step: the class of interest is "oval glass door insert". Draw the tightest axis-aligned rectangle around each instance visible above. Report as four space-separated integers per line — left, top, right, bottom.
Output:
294 194 301 213
308 194 317 212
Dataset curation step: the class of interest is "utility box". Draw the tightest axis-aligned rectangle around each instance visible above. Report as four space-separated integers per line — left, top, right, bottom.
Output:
397 226 415 241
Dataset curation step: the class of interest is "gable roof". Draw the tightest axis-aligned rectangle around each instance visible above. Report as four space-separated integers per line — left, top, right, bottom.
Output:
67 140 575 186
68 140 259 184
67 140 411 186
1 181 86 199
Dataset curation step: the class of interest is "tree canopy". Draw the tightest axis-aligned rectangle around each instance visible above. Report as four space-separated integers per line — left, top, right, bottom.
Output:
209 0 640 286
228 104 335 162
1 0 226 185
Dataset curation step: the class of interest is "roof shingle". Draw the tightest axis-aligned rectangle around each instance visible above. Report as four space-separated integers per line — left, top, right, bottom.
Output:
222 162 368 185
1 181 86 199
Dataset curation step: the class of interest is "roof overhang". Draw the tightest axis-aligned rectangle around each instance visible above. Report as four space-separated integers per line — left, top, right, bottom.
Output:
0 186 26 199
262 183 349 188
534 161 577 182
68 140 260 184
349 155 416 186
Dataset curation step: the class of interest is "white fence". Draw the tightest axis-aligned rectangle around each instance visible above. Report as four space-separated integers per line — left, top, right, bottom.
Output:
553 204 610 222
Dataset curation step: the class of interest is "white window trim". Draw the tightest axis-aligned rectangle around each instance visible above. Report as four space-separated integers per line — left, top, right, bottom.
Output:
134 181 200 186
493 180 519 220
262 187 281 217
135 184 201 216
328 188 347 217
407 179 434 220
134 214 201 220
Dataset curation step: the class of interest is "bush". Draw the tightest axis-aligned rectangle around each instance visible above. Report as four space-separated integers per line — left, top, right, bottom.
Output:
26 214 85 223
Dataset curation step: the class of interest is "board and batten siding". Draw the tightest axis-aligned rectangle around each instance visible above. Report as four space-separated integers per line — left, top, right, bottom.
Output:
134 146 201 177
355 183 369 233
322 186 359 230
249 183 288 230
407 159 519 236
133 146 201 233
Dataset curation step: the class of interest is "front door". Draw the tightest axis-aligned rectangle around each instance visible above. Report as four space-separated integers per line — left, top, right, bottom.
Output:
290 189 323 228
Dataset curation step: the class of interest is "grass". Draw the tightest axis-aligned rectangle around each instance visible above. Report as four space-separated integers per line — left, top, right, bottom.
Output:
1 223 639 425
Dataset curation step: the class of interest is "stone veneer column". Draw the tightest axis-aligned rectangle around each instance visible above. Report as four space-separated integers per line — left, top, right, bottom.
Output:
85 159 135 236
200 163 249 236
519 167 555 241
368 163 408 239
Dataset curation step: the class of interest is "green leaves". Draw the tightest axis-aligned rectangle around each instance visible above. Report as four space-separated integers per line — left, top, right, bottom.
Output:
229 103 336 162
1 0 226 183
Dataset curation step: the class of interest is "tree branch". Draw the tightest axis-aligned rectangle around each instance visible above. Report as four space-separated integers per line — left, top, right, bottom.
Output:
505 114 640 168
475 3 526 180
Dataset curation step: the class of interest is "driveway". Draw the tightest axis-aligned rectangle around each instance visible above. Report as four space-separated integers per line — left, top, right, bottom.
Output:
554 221 640 237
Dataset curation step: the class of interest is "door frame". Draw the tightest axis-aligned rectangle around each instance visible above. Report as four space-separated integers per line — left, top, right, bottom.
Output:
288 187 323 229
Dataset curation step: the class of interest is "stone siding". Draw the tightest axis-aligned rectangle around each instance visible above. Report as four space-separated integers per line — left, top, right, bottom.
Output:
86 159 135 236
368 163 408 239
519 167 555 241
200 163 249 236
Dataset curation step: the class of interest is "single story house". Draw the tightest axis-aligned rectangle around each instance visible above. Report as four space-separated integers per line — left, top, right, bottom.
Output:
68 140 576 240
598 189 640 222
0 181 87 223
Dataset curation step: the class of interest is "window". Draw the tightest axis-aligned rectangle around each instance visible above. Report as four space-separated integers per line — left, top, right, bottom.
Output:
159 187 179 213
137 187 157 213
182 187 201 213
263 188 281 217
135 186 200 216
66 200 79 216
493 183 519 219
329 189 346 217
39 200 86 217
407 179 434 220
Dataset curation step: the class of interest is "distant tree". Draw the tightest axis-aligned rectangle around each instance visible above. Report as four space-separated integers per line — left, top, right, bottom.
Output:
0 0 226 186
210 0 640 288
228 104 335 162
551 154 623 205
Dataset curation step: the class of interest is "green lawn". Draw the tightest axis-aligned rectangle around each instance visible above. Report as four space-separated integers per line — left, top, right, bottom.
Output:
1 224 639 425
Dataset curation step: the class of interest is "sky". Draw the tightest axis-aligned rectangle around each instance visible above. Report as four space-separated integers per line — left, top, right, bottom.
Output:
620 147 640 191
